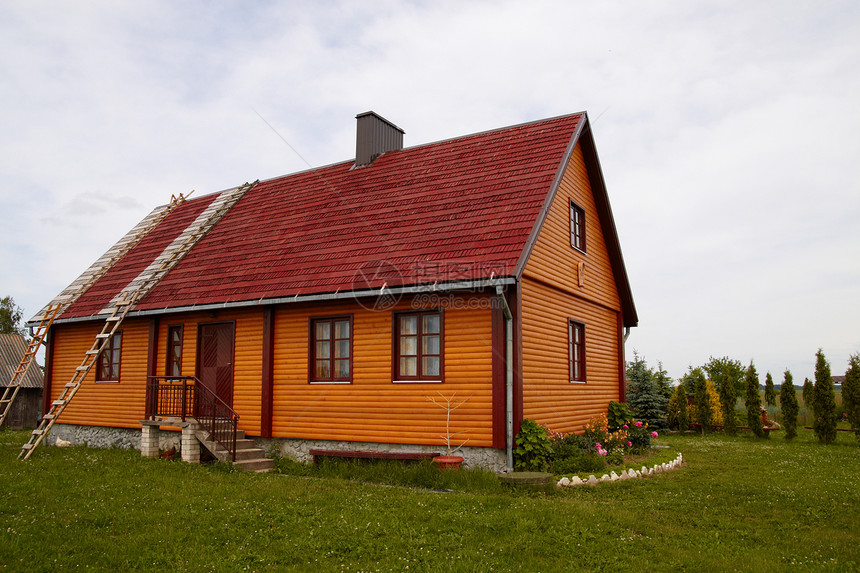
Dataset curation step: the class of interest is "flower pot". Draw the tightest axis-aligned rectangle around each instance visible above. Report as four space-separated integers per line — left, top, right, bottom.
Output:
432 455 464 470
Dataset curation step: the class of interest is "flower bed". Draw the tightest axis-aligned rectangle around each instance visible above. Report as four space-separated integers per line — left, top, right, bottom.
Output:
557 452 684 487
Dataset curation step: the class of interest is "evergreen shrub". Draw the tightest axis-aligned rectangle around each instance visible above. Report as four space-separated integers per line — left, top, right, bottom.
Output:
780 370 799 440
667 384 689 431
813 349 837 444
844 354 860 440
745 362 765 438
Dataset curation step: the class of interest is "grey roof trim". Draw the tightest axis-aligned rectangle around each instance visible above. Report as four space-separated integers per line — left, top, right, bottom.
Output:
46 277 518 324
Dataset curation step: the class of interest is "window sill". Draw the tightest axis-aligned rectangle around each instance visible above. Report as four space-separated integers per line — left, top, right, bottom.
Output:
309 380 352 385
95 380 120 384
392 380 443 384
569 380 587 384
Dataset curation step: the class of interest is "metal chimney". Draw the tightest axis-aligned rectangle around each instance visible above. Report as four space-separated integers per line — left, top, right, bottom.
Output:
354 111 404 167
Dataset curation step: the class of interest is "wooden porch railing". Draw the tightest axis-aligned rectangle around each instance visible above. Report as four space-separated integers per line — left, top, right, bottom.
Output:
145 376 239 461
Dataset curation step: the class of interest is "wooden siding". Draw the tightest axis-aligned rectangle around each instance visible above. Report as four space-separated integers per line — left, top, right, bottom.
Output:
523 142 621 312
48 296 495 446
520 141 623 434
272 295 495 447
521 277 621 432
153 310 264 435
49 319 150 428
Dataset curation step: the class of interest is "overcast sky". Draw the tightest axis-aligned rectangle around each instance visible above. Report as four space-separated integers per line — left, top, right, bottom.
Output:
1 1 858 383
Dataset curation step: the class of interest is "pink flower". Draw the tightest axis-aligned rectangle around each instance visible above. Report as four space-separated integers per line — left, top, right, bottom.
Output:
622 424 628 429
651 431 658 438
635 421 643 427
627 441 632 447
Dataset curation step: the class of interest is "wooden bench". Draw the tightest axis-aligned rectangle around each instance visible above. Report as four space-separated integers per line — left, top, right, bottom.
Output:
694 423 781 432
803 427 854 432
308 449 441 464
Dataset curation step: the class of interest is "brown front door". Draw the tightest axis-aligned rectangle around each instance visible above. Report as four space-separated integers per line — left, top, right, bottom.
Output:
197 322 235 410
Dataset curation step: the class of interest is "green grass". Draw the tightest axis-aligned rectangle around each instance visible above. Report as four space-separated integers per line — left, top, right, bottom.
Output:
273 456 506 494
1 428 858 572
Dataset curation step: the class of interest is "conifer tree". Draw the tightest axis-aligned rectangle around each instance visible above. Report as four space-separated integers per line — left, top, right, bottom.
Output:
813 349 837 444
669 383 689 432
626 353 668 430
764 372 776 407
705 380 723 426
718 362 738 435
802 378 814 413
779 370 799 440
843 354 860 440
653 361 674 402
694 370 711 434
745 361 764 438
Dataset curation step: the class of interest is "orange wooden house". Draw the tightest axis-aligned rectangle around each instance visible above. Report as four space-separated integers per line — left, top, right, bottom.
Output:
32 111 637 470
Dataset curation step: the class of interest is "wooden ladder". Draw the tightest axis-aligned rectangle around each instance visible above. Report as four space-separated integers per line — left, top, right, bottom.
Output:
0 304 61 428
18 292 139 460
17 183 255 460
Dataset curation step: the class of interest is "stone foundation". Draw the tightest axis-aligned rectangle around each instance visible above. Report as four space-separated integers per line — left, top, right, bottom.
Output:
254 436 507 471
47 424 507 471
49 423 181 452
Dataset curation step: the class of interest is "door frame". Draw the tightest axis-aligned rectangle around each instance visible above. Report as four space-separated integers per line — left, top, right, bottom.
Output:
195 320 236 409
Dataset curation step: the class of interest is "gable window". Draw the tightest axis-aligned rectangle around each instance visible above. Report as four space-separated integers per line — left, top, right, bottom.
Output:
568 320 586 383
166 325 183 377
96 331 122 382
310 316 352 383
570 201 586 252
395 311 443 382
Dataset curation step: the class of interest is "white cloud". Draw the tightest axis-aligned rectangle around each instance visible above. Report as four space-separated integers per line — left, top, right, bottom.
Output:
1 0 858 380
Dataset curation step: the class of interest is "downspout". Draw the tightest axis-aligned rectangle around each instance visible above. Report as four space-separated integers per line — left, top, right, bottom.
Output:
624 327 631 342
496 285 514 472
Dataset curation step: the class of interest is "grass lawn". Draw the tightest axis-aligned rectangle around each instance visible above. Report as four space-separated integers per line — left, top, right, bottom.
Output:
1 427 858 572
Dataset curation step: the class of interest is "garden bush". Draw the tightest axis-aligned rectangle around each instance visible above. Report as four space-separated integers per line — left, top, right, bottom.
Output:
513 419 553 471
544 410 657 477
549 445 606 475
608 401 634 430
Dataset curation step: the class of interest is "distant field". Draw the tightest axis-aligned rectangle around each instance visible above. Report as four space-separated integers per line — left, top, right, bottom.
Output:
1 427 858 572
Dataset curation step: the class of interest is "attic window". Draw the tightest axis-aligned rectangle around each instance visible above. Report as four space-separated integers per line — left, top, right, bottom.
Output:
570 201 586 253
96 331 122 383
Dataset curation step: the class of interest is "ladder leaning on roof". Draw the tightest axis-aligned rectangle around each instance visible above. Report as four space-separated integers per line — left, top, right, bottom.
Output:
18 292 140 460
2 193 187 444
0 304 60 428
18 181 257 460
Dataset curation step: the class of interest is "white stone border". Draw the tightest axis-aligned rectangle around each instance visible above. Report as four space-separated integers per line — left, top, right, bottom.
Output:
557 452 684 487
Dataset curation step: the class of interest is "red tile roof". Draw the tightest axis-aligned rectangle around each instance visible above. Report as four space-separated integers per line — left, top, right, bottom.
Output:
61 196 217 318
58 113 613 318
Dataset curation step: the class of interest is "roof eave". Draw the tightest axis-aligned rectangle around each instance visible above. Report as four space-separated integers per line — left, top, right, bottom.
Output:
44 276 518 325
578 121 638 327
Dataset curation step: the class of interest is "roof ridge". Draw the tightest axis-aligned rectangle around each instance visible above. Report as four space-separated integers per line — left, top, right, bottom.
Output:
252 112 586 187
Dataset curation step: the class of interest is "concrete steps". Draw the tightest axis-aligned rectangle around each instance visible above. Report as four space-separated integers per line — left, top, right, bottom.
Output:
194 428 274 473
